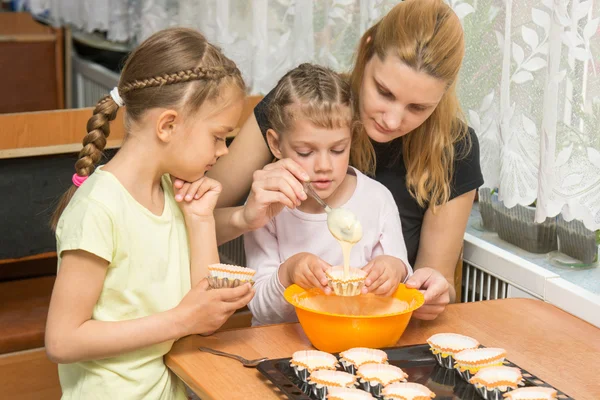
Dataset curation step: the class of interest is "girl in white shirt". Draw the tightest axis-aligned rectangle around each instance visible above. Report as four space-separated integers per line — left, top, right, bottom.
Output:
244 63 412 325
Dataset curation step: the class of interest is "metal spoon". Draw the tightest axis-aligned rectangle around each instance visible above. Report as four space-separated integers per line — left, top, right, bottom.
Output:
198 347 268 368
302 181 363 244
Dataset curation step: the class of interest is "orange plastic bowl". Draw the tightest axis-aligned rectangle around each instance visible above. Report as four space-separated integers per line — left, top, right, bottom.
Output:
284 284 424 353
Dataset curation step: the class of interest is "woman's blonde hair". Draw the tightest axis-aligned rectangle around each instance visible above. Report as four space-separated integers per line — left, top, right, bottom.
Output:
51 28 245 229
267 63 371 171
350 0 469 210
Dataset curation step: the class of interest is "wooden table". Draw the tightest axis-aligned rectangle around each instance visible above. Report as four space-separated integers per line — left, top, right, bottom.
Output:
166 299 600 400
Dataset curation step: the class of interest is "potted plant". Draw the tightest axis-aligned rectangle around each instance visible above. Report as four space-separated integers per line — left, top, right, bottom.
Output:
493 199 558 254
478 188 498 231
556 216 599 265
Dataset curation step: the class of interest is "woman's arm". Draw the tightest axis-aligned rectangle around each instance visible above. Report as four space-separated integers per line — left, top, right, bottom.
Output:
45 250 253 364
208 114 273 208
406 189 475 319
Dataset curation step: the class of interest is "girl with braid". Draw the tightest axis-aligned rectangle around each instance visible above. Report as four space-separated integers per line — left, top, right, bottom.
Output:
45 28 254 399
245 64 412 326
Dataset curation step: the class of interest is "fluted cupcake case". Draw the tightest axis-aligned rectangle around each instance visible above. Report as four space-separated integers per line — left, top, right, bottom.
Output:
207 263 256 289
427 333 480 369
339 347 389 375
469 366 524 400
381 382 436 400
453 347 507 381
502 387 558 399
308 370 357 400
326 386 375 399
356 363 409 397
289 350 338 382
326 266 367 296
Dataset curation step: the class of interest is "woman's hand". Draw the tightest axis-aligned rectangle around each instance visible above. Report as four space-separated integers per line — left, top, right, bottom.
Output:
362 255 408 296
279 252 332 294
242 159 310 231
404 267 452 320
173 176 222 219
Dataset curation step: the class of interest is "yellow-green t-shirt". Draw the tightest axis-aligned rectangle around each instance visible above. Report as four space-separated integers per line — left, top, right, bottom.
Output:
55 167 190 400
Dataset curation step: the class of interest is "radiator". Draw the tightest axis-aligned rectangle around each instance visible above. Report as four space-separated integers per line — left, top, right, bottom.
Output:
72 52 120 108
218 236 246 266
461 261 510 303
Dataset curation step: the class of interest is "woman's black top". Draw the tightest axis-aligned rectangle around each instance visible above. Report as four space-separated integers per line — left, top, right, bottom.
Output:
254 95 483 266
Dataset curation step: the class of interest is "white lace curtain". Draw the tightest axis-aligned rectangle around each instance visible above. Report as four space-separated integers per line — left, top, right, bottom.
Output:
21 0 600 230
457 0 600 231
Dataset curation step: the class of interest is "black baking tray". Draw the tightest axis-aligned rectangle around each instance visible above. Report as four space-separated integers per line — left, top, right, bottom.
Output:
257 344 572 399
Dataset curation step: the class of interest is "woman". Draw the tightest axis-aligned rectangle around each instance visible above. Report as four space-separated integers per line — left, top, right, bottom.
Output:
203 0 483 320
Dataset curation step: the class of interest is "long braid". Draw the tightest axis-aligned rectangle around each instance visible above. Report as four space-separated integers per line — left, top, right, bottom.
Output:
120 66 239 94
51 27 245 231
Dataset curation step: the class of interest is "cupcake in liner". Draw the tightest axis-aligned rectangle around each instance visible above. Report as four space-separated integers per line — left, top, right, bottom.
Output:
426 333 480 369
289 350 338 382
356 363 409 397
454 348 507 381
469 366 524 400
502 387 558 400
326 387 375 400
326 266 367 296
308 370 358 400
207 263 255 289
382 382 436 400
339 347 388 374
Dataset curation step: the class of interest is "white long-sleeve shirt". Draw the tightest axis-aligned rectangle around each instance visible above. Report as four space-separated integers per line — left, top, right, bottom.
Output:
244 167 412 326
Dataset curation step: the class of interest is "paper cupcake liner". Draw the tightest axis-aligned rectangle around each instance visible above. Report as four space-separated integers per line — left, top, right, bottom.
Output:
433 352 456 369
290 350 338 382
208 263 256 280
308 370 357 399
359 380 384 397
340 359 358 375
206 263 255 289
339 348 388 374
455 361 505 382
382 382 436 400
473 385 517 400
356 364 408 397
502 387 558 399
310 382 358 400
206 275 255 289
427 333 480 370
326 266 366 297
326 387 375 400
291 364 311 382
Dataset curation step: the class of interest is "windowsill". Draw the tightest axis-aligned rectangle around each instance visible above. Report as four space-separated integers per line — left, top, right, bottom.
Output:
464 203 600 328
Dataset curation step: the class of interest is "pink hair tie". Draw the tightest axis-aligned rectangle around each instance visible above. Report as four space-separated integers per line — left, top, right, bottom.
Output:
72 173 88 187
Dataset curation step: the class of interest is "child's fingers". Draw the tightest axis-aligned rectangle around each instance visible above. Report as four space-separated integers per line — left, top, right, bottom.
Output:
217 282 253 301
183 179 205 201
363 264 383 287
305 273 326 290
308 261 330 287
173 178 185 189
228 288 255 311
175 182 192 202
195 177 222 200
366 272 389 294
195 278 210 292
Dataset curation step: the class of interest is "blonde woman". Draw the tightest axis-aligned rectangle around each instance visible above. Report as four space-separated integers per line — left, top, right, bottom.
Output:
201 0 482 320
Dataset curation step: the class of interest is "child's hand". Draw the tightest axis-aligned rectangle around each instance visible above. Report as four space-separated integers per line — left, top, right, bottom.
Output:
362 255 408 296
279 252 332 294
175 279 254 336
173 176 222 219
242 159 309 231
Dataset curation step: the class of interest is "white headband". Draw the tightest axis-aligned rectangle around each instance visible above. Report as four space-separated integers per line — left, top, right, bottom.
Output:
110 87 124 107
